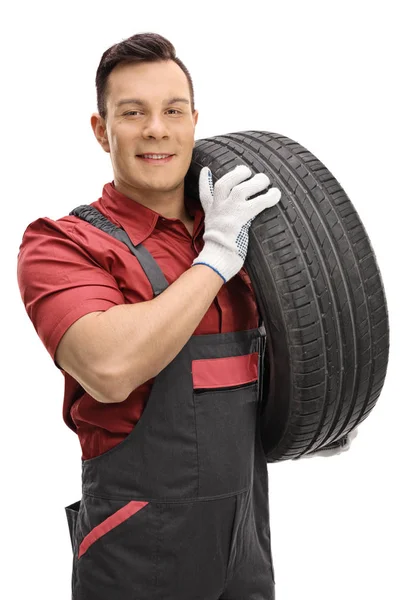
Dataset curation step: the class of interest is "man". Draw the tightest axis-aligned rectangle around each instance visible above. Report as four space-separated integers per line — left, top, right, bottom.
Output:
17 32 281 600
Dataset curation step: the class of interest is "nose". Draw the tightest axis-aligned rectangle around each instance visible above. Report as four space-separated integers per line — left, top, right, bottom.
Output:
142 113 169 140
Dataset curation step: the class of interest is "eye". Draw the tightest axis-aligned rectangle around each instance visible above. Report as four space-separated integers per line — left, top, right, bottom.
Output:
123 110 142 116
167 109 181 115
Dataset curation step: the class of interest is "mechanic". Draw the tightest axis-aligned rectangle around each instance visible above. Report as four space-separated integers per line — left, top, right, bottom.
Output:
17 32 282 600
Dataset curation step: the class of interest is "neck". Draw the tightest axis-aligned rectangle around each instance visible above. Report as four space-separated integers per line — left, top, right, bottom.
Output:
113 178 191 221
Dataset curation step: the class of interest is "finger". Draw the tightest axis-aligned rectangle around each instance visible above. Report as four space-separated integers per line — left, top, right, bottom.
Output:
243 187 282 221
231 173 271 201
214 165 253 200
348 429 358 442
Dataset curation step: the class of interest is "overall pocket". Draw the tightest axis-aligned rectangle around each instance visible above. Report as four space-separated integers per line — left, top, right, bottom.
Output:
65 499 80 550
74 494 160 600
77 497 149 559
192 352 260 497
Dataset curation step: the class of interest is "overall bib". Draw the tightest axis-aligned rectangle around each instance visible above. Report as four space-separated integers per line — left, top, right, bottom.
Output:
65 206 275 600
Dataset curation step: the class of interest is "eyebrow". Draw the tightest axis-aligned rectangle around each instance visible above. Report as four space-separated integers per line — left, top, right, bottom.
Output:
116 97 190 108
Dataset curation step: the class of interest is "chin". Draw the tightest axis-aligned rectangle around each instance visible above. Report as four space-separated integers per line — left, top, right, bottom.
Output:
144 178 183 191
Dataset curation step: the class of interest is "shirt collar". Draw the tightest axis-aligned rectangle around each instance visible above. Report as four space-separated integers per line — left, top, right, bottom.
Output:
97 181 204 245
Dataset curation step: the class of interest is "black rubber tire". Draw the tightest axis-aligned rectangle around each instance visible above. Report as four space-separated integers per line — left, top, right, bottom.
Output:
184 131 390 463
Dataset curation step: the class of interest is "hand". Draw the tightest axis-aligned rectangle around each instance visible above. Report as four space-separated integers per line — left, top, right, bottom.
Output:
192 165 281 283
299 428 359 459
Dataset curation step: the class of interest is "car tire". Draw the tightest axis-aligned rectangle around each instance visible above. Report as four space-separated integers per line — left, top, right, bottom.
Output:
184 130 390 462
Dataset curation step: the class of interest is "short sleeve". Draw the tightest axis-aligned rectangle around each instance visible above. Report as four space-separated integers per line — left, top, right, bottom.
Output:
17 217 126 368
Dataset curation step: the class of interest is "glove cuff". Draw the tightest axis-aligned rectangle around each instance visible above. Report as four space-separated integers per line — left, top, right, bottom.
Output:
192 240 244 283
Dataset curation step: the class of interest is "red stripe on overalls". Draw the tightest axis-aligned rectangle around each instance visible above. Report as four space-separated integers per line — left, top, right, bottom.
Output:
192 352 259 389
78 501 149 558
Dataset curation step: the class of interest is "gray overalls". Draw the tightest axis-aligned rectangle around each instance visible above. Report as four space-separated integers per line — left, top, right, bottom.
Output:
65 205 275 599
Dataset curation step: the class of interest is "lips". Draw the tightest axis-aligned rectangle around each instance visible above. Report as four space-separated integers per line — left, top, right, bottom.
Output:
137 154 175 164
137 154 174 158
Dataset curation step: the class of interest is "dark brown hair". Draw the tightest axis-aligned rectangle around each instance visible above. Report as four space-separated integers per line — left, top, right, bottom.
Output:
95 32 195 120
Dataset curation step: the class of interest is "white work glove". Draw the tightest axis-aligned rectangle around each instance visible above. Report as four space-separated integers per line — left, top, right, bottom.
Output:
192 165 281 283
298 428 359 459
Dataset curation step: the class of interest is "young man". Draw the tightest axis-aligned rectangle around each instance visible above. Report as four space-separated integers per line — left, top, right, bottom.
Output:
17 32 281 600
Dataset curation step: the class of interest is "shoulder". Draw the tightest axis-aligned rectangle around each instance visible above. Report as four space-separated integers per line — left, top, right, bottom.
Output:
18 202 117 262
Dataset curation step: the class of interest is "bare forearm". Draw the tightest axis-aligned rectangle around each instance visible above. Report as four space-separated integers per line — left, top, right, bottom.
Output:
95 264 223 402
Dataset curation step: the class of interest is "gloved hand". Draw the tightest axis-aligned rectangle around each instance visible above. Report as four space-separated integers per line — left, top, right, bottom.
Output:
298 428 359 459
192 165 281 283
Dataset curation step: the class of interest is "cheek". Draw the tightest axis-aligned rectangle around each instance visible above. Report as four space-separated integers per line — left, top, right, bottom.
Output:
110 136 132 161
110 124 136 152
181 134 195 159
109 131 120 151
175 131 195 156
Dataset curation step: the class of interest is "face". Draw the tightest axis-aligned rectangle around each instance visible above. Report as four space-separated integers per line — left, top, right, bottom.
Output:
91 60 199 201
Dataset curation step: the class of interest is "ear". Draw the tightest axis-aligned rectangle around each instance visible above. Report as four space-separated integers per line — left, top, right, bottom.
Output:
90 113 110 153
193 110 199 147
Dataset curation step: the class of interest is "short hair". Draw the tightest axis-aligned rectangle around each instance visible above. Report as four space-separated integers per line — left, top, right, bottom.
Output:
95 32 195 120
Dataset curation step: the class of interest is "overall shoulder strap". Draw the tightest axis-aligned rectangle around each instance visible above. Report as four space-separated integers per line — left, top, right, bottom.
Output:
69 204 168 297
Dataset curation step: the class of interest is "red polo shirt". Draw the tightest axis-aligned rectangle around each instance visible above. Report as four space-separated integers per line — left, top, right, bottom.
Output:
17 181 260 460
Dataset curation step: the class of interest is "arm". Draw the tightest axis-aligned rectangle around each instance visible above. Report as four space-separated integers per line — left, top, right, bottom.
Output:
55 264 223 403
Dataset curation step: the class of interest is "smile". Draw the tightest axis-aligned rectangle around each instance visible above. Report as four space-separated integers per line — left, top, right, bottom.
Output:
137 154 175 164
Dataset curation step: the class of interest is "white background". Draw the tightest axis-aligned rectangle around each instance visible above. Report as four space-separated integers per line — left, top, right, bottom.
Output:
2 0 399 598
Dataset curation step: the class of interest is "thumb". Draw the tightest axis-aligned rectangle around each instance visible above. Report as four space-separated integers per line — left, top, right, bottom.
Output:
198 167 215 213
